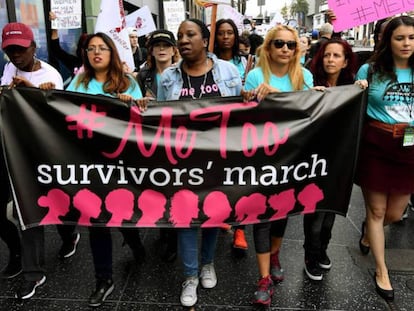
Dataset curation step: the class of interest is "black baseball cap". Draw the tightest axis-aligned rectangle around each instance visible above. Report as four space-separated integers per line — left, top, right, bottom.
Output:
148 30 176 46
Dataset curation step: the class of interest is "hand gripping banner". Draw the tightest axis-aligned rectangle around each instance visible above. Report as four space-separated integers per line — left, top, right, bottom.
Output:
0 86 365 229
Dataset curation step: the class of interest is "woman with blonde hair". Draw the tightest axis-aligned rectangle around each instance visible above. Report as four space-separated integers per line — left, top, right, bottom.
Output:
243 25 313 306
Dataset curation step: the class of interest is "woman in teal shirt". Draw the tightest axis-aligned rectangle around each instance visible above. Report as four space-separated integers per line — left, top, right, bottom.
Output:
242 24 313 307
67 32 144 307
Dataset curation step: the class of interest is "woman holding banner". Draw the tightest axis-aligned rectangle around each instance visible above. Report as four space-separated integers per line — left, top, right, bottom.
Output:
137 29 180 262
354 15 414 302
157 18 242 307
304 38 358 281
242 24 313 306
66 32 146 307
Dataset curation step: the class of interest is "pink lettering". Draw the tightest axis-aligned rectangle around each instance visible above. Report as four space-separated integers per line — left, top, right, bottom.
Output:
101 102 289 164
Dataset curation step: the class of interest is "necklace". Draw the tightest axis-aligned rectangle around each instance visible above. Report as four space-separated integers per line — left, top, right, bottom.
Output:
186 58 209 100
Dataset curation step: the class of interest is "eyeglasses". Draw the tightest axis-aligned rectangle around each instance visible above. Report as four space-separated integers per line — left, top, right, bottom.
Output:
85 46 111 53
272 39 297 50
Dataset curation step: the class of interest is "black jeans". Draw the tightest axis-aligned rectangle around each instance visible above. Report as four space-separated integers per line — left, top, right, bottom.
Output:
253 219 287 254
303 212 336 260
89 227 142 280
20 224 77 281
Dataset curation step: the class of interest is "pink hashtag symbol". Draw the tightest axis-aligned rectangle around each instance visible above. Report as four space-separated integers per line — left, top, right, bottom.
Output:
66 104 106 139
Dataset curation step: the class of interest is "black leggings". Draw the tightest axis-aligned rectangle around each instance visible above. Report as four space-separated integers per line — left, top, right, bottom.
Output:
253 218 288 254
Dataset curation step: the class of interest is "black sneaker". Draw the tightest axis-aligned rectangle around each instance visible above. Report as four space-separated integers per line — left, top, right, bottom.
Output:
319 251 332 270
0 256 22 279
58 232 80 259
88 279 114 307
15 275 46 300
304 259 323 281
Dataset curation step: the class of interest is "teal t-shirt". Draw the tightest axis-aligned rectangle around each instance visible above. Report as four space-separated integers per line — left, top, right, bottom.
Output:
244 67 314 92
67 75 143 99
356 63 414 125
229 57 246 81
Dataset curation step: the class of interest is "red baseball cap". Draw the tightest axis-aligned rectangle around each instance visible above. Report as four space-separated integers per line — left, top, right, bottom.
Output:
2 22 34 49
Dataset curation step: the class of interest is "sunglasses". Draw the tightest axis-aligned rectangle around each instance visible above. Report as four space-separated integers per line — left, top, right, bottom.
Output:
272 39 297 50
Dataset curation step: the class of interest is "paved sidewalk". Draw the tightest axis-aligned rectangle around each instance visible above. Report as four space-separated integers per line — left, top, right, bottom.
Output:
0 186 413 310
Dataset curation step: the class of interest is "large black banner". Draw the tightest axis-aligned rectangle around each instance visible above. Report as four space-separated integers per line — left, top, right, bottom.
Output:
0 86 365 229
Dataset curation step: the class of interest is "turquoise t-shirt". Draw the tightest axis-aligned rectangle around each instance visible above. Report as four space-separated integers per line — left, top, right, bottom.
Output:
356 63 414 125
244 67 314 92
229 57 246 81
67 75 143 99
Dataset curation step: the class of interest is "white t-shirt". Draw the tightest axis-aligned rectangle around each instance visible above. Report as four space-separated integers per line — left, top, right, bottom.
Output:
1 60 63 90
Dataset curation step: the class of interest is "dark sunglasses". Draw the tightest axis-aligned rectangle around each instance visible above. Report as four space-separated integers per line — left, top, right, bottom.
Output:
272 39 297 50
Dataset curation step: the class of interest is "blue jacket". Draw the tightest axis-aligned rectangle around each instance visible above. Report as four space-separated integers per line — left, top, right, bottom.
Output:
157 52 242 101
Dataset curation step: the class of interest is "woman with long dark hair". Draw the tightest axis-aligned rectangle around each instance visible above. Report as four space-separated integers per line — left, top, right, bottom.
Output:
355 15 414 301
214 19 247 81
67 32 145 307
305 38 357 281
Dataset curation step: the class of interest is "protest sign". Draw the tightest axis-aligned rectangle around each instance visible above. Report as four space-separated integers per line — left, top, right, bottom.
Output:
125 5 157 37
163 0 185 38
328 0 414 32
51 0 82 29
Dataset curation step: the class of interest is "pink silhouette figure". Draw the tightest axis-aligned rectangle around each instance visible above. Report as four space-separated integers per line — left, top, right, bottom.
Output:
298 183 325 215
38 188 70 225
169 189 199 228
105 189 135 226
234 193 267 225
73 189 103 225
201 191 232 228
136 189 167 227
268 189 296 221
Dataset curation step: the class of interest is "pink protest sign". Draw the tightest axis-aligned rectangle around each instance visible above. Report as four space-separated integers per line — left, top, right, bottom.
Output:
328 0 414 32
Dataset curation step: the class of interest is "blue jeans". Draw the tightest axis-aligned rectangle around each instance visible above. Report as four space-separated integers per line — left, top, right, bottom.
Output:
178 228 219 278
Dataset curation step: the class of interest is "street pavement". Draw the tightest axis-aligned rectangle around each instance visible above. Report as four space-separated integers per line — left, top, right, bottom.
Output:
0 185 413 310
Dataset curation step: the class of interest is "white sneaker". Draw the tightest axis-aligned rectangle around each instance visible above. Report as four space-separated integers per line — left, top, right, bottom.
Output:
180 276 198 307
200 263 217 289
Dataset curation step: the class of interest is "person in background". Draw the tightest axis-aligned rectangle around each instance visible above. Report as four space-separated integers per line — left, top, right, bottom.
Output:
239 36 251 57
1 22 64 300
214 19 247 81
242 24 313 306
49 11 88 79
309 23 333 60
213 18 249 252
299 35 311 66
249 32 264 57
354 15 414 302
66 32 145 307
137 29 180 262
138 29 179 98
158 18 242 307
128 27 147 73
305 38 358 280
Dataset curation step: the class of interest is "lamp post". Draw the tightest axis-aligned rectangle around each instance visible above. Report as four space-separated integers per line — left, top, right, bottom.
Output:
257 0 265 18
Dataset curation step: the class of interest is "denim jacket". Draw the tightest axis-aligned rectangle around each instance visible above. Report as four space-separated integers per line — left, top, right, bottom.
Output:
157 52 242 101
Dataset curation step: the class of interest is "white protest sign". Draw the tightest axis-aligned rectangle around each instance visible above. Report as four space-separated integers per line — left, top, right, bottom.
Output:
51 0 82 29
204 4 244 32
125 6 157 37
95 0 134 71
163 0 185 38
